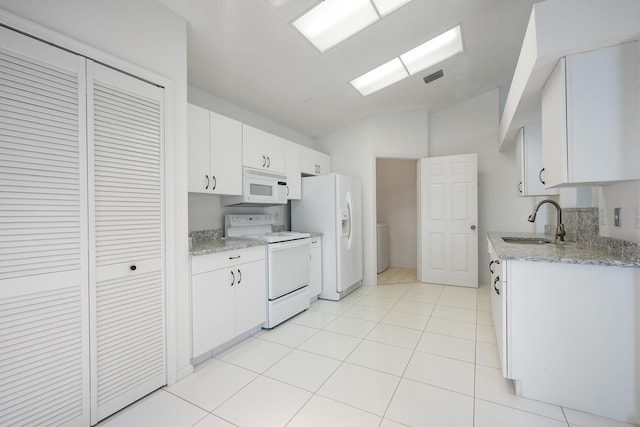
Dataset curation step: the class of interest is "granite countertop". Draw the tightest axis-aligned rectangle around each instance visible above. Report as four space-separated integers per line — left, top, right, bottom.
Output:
488 232 640 268
190 238 264 256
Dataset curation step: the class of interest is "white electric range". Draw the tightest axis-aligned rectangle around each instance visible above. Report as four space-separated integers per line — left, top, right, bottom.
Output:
225 214 311 328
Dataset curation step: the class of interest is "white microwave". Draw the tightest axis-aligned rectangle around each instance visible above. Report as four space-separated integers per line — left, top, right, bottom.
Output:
222 167 288 207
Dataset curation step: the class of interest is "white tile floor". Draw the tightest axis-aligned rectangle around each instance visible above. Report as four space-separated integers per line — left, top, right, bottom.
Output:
99 282 638 427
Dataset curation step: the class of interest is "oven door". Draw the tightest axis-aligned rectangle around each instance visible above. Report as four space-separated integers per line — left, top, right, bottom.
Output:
267 238 310 300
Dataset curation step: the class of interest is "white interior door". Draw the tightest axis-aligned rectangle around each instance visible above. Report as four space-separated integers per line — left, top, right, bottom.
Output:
418 154 478 287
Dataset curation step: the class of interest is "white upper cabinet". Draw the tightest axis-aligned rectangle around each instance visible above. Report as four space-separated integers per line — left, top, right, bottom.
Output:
285 141 301 200
187 103 242 195
242 124 285 173
300 145 331 176
499 0 640 149
541 41 639 187
515 125 557 196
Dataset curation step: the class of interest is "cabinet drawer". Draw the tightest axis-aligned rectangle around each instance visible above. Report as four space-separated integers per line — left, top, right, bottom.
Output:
192 245 265 274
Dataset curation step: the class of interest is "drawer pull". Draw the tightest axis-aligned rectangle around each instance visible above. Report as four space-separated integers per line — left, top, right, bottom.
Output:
229 255 241 260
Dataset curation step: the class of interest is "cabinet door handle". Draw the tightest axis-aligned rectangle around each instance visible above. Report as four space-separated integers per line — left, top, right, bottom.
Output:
518 181 522 194
205 174 210 190
130 265 137 271
286 185 290 196
267 156 271 168
230 270 235 286
493 276 500 295
539 168 546 185
489 260 494 274
237 269 242 285
211 175 217 190
262 155 266 167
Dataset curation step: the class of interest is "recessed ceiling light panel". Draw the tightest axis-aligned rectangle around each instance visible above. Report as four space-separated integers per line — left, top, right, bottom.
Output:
350 57 409 96
349 25 464 96
400 26 463 75
372 0 413 16
293 0 379 53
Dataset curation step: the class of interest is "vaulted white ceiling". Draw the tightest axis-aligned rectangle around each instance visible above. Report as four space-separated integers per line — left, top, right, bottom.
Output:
157 0 540 137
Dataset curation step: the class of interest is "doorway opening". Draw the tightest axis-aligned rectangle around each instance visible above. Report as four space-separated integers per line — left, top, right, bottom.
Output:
375 158 418 285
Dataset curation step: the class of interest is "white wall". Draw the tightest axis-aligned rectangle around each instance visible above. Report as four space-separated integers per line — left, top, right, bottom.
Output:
376 159 417 269
189 85 316 148
429 89 536 284
596 182 640 243
0 0 192 383
317 110 429 286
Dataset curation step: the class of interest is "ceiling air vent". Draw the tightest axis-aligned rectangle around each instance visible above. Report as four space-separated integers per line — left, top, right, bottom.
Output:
423 69 444 85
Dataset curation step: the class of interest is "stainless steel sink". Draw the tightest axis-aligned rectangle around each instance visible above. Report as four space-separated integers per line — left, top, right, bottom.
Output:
502 236 553 245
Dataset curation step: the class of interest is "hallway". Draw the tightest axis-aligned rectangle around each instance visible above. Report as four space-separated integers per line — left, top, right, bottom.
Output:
377 267 417 285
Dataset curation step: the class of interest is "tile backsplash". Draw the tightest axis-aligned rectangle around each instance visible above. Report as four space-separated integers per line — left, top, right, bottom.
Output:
558 207 640 263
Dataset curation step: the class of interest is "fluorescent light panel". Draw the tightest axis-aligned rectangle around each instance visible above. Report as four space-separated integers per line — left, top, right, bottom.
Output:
372 0 413 16
351 25 463 96
293 0 414 53
400 26 463 75
293 0 378 53
350 58 408 96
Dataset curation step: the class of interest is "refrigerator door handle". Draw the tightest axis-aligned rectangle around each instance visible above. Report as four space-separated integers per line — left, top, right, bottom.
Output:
346 191 353 250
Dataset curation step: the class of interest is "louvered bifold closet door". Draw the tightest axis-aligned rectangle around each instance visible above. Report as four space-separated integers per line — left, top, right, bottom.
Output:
0 27 89 426
87 61 165 424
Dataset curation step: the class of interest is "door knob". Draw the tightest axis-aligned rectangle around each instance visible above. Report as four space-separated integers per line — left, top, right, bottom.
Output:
470 225 476 230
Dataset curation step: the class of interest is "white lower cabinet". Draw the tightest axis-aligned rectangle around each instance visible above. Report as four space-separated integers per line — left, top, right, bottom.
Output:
488 239 637 422
488 243 508 377
309 237 322 300
191 246 266 356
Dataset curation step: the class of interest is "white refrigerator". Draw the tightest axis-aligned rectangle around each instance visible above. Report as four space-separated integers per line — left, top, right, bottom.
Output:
291 174 363 301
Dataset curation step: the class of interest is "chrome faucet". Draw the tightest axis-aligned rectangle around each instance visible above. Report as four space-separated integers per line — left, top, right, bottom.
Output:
527 199 566 242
